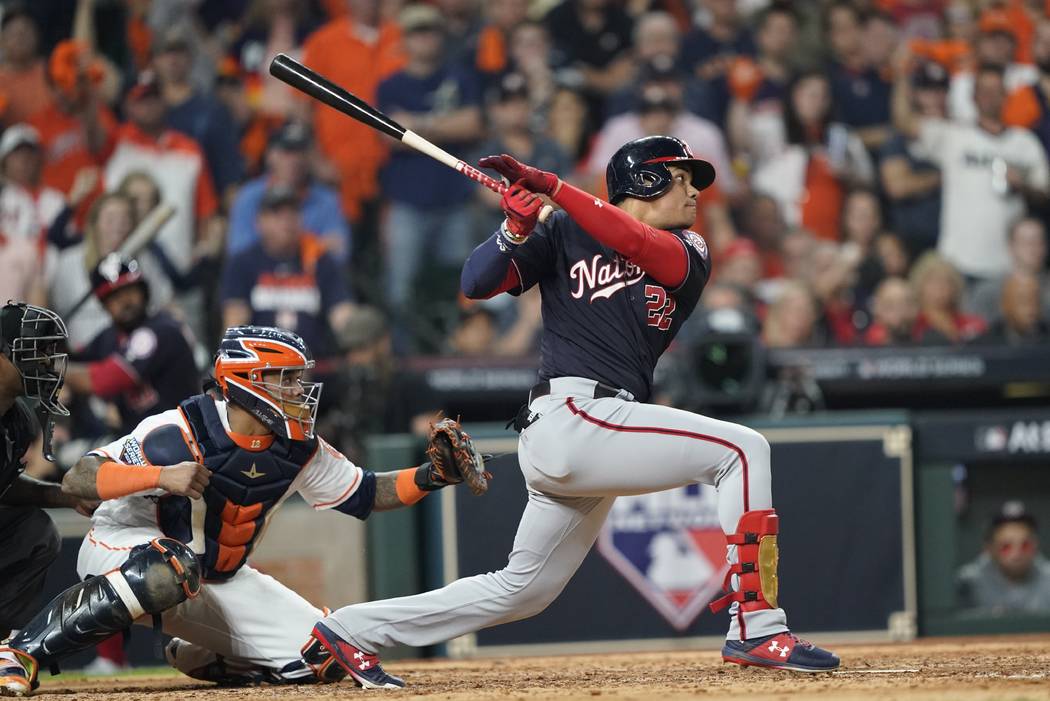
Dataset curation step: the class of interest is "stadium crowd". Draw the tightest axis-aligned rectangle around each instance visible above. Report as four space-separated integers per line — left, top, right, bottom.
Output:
2 0 1050 466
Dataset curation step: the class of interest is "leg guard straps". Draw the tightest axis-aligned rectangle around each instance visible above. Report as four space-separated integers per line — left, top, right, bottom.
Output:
710 509 780 614
7 538 201 682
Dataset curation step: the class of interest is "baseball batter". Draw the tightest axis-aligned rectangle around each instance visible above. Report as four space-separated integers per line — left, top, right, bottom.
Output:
313 136 839 686
0 326 487 696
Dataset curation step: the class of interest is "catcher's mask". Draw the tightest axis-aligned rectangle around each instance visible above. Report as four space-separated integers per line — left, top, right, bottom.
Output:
1 302 69 461
213 326 322 441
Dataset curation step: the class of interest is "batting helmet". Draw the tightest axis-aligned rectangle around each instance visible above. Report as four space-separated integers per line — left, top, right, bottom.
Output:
91 255 149 302
213 326 322 441
605 135 716 204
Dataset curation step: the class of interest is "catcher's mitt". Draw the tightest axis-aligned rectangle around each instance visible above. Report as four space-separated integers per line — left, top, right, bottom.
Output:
421 418 491 495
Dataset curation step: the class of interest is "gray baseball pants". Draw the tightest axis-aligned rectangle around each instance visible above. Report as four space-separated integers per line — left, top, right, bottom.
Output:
324 377 788 651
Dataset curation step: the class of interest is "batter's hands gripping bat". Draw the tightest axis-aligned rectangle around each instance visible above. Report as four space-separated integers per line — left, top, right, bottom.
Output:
268 53 553 222
66 203 176 320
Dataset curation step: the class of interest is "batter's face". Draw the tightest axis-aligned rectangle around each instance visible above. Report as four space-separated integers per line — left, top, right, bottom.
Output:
626 165 698 230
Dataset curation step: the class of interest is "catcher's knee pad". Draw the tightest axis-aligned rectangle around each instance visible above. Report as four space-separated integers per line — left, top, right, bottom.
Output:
709 509 779 614
8 538 201 681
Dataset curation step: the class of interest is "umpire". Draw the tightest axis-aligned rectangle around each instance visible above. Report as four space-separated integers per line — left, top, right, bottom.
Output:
0 302 96 641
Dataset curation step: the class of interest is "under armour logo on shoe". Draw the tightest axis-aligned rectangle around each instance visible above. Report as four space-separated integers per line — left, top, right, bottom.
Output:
359 660 371 669
768 641 792 658
593 198 604 208
353 652 364 660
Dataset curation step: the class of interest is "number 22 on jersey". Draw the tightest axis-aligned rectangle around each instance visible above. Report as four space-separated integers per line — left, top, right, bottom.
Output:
644 284 676 331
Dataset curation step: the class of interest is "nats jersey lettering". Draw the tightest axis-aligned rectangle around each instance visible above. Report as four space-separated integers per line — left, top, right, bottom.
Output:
569 254 646 301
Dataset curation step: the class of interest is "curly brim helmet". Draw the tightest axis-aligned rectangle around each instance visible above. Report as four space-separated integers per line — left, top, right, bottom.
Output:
213 326 322 441
0 302 69 416
606 135 716 205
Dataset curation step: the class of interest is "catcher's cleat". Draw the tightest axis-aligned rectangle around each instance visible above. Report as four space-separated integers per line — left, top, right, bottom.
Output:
310 622 404 689
722 632 839 672
0 648 34 697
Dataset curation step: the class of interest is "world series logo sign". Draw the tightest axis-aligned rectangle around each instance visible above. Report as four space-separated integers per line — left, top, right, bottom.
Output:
596 484 728 631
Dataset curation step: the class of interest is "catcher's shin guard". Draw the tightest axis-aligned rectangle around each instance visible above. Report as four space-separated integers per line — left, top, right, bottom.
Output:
710 509 779 615
7 538 200 686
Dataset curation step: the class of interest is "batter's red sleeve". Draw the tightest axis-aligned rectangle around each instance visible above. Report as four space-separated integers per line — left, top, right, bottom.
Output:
551 182 688 289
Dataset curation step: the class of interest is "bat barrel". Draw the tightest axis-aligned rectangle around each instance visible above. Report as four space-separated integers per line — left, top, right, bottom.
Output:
269 54 406 140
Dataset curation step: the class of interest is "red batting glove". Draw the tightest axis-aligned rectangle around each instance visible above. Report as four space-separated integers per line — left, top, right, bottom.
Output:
479 154 560 196
501 182 543 240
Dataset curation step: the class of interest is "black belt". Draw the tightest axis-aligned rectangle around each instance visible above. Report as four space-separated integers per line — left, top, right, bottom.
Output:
528 380 621 405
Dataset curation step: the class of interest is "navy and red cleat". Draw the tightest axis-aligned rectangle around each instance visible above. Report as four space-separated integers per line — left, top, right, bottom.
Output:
722 632 840 673
309 622 404 689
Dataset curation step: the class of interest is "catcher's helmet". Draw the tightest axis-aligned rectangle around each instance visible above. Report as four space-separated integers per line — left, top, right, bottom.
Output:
213 326 322 441
0 302 69 417
91 254 149 302
606 135 716 204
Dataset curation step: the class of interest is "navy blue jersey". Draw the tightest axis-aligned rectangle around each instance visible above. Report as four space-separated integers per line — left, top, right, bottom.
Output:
83 311 200 433
508 210 711 402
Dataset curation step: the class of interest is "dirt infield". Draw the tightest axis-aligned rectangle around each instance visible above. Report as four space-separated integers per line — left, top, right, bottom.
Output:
37 635 1050 701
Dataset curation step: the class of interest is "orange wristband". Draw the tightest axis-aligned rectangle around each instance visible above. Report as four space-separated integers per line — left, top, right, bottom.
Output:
96 461 163 500
395 468 427 505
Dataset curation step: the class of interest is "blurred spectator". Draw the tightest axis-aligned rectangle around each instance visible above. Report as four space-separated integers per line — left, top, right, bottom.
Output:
302 0 405 224
825 3 895 151
726 3 798 165
1003 19 1050 160
0 5 51 126
228 0 321 121
104 71 221 285
228 122 351 262
809 241 860 345
967 217 1050 322
220 186 353 359
435 0 484 71
607 12 706 118
464 0 530 83
842 187 894 302
894 61 1050 281
318 306 438 461
0 220 45 307
879 60 946 257
979 271 1049 345
957 501 1050 614
378 4 483 317
717 238 763 296
547 83 591 166
506 20 559 132
545 0 634 107
29 40 114 199
448 306 498 356
681 0 754 124
753 71 874 241
47 192 173 350
740 192 788 279
864 276 918 345
63 256 199 435
0 125 67 251
153 26 245 199
909 251 987 344
781 228 817 280
949 20 1037 124
762 280 822 348
474 73 571 234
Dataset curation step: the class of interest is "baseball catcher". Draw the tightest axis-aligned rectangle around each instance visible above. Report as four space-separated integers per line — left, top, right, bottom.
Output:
0 325 485 696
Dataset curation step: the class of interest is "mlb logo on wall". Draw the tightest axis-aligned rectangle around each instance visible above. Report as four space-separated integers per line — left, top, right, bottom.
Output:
596 485 728 630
